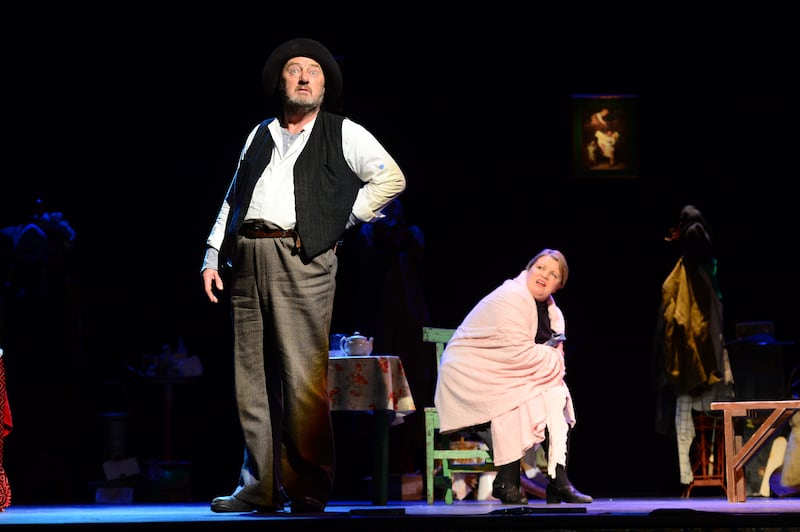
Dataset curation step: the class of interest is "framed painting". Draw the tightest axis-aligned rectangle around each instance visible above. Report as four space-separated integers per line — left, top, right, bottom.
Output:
571 94 639 178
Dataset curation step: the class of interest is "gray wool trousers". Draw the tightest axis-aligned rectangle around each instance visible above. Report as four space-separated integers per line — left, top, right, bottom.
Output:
228 234 337 507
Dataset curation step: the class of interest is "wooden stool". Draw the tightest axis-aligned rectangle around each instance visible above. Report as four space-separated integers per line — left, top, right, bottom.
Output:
682 411 726 497
710 400 800 502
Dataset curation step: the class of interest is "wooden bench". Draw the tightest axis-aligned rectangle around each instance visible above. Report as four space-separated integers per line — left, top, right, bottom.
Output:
710 400 800 502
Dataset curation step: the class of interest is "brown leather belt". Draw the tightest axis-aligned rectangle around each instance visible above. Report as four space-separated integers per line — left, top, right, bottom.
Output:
239 222 295 239
239 222 301 250
240 227 297 239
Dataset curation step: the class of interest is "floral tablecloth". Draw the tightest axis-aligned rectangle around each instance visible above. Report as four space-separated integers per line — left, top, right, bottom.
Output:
328 355 416 419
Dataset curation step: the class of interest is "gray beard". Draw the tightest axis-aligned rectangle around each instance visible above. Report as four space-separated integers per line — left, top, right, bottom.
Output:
283 94 323 114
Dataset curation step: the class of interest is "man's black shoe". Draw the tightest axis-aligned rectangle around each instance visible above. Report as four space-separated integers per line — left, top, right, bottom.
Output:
290 496 326 513
211 495 255 513
210 495 283 513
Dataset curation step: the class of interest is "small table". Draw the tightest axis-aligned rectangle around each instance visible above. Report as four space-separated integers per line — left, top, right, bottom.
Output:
710 400 800 502
142 377 195 501
145 377 191 462
328 355 415 505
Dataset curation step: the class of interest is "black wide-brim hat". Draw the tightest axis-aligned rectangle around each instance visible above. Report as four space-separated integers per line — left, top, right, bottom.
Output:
262 37 343 112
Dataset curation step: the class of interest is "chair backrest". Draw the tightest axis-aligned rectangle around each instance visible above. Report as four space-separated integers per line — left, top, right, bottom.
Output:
422 327 456 370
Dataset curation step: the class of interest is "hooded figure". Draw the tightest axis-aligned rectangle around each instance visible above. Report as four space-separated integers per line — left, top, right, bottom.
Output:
653 204 734 485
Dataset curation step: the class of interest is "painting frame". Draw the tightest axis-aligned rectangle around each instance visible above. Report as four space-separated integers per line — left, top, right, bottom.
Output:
571 94 639 179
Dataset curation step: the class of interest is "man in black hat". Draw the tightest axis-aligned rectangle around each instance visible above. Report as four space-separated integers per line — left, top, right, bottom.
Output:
201 37 406 513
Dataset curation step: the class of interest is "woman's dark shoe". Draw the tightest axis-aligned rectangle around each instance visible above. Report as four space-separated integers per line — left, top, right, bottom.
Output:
492 482 529 505
545 482 593 504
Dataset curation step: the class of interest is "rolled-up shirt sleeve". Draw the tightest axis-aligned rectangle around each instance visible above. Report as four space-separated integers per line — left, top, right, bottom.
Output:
342 119 406 224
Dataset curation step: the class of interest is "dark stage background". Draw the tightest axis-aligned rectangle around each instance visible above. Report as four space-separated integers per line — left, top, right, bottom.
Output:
0 8 796 505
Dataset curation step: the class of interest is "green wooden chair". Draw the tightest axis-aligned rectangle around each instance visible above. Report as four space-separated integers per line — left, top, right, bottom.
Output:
423 326 495 504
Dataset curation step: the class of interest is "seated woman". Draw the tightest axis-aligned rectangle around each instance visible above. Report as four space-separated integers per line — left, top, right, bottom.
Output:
434 249 592 505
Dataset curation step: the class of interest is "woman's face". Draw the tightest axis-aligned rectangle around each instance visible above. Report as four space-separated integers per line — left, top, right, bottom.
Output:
526 255 562 302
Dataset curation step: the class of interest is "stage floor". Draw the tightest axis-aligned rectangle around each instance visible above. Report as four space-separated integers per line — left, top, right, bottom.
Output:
1 497 800 531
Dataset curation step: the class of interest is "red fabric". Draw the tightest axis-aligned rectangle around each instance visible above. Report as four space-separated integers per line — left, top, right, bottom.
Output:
0 357 12 509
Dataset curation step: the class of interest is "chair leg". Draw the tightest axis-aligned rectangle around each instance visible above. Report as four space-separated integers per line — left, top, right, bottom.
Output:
442 459 454 504
426 459 435 504
425 411 436 504
426 467 434 504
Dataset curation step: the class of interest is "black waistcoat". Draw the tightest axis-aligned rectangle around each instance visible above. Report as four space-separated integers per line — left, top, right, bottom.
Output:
220 112 362 264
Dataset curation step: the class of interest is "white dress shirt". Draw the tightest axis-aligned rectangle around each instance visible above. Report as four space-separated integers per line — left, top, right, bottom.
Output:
205 115 406 256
